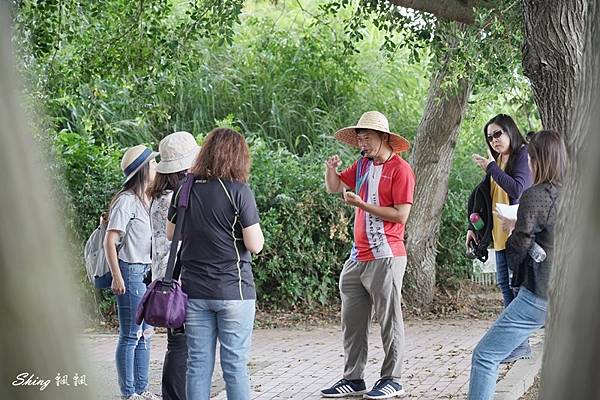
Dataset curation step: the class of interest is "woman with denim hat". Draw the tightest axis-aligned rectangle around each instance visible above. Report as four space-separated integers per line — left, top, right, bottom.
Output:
147 131 200 400
166 128 264 400
104 144 160 400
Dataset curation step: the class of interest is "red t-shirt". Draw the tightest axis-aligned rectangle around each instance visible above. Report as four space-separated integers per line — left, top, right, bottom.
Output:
339 155 415 261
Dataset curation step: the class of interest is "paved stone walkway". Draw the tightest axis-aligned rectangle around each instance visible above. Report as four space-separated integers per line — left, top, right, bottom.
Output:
84 319 543 399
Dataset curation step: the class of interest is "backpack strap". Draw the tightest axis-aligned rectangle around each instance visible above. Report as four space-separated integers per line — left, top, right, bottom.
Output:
216 178 245 234
217 178 239 213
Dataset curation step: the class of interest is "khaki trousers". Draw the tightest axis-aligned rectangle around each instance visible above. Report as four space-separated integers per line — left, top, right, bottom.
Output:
339 256 407 381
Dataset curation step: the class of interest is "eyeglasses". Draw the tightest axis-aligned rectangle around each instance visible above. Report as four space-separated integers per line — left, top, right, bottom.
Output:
487 129 504 142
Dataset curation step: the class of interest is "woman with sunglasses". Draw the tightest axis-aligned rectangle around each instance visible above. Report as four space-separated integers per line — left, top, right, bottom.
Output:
468 130 566 399
466 114 533 362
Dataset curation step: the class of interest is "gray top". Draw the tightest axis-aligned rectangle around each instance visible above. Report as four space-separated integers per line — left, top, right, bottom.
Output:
107 191 152 264
150 191 173 280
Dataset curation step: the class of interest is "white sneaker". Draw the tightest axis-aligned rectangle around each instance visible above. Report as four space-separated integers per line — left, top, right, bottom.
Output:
124 395 143 400
139 391 161 400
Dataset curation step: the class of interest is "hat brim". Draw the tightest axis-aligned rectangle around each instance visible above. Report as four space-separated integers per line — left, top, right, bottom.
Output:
334 127 410 153
123 151 159 183
156 147 200 174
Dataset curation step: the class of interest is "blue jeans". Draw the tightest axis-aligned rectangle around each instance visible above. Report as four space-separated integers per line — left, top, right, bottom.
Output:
495 250 530 355
186 299 255 400
495 250 515 308
115 260 153 397
468 287 547 400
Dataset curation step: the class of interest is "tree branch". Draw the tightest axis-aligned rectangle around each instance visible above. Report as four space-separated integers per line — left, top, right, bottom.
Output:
386 0 477 24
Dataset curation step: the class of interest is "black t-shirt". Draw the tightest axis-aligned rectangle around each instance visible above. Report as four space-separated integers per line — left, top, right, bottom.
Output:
168 178 260 300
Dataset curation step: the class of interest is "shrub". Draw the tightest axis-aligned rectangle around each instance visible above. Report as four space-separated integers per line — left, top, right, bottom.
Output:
249 137 354 307
53 131 123 241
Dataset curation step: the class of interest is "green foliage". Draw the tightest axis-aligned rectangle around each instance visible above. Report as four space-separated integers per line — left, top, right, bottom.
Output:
165 16 366 153
318 0 435 55
53 131 123 240
249 138 354 306
12 0 539 313
318 0 525 95
185 0 245 45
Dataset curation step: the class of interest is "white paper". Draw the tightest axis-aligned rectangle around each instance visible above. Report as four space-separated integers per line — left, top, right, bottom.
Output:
495 203 519 220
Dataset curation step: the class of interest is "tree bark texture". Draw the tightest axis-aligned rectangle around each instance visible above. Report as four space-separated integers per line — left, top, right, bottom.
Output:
522 0 589 330
404 52 472 308
522 0 586 137
539 1 600 398
522 0 591 394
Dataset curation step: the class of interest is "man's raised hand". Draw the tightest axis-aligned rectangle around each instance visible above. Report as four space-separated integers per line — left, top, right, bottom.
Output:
325 155 342 170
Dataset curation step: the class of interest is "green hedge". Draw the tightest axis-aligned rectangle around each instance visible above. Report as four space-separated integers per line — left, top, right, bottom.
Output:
249 138 354 307
55 131 355 312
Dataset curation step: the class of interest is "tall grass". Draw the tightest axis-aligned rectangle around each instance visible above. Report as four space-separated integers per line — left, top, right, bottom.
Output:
31 4 430 154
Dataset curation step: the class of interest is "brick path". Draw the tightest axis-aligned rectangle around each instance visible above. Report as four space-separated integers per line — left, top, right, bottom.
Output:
82 319 543 399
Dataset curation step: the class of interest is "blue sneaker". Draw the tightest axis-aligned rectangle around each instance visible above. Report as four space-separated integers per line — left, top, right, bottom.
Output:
364 378 405 399
321 378 367 397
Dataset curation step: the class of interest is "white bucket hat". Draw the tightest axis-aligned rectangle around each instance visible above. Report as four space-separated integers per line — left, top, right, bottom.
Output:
334 111 410 153
156 131 200 174
121 145 158 183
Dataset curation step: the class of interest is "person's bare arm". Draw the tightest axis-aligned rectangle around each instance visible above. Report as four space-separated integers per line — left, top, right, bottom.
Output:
103 230 125 295
242 223 264 254
343 191 412 224
166 220 175 241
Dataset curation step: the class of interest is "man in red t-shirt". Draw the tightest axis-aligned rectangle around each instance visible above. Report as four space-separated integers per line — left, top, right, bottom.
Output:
320 111 415 400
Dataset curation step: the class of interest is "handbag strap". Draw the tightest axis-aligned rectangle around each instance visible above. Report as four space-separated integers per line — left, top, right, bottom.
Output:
162 174 195 285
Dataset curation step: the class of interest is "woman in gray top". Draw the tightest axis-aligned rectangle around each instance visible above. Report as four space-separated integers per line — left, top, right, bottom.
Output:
468 130 566 400
104 145 159 400
147 131 199 400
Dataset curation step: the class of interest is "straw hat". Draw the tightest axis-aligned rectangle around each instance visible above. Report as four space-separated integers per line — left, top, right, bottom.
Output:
156 131 200 174
121 145 158 183
334 111 410 153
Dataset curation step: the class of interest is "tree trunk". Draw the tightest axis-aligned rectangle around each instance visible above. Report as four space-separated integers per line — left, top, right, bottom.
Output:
404 50 472 308
522 1 587 137
522 0 589 328
535 0 600 398
521 0 591 393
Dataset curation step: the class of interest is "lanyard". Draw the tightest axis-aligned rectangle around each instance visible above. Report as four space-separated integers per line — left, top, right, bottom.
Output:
355 158 372 195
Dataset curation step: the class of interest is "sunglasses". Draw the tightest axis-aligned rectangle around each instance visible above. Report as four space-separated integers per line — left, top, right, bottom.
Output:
487 129 504 142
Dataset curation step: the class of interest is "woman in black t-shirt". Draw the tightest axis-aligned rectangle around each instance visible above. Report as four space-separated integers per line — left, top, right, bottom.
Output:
167 128 264 400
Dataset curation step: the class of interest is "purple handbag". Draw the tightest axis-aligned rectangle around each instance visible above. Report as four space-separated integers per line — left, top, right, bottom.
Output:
135 174 195 328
